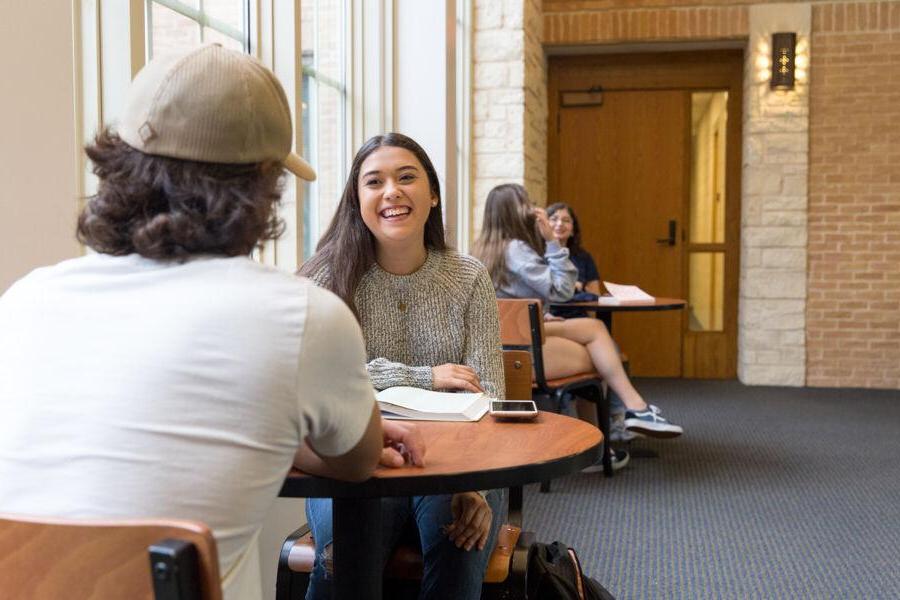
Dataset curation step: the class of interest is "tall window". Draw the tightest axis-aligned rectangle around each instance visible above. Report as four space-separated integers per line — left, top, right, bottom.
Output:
146 0 250 58
300 0 348 260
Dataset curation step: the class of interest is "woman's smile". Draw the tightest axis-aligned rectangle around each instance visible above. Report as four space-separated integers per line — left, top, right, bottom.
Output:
380 205 413 221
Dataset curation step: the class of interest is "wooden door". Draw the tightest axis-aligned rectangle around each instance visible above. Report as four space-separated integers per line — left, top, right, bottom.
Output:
557 90 688 377
548 51 743 378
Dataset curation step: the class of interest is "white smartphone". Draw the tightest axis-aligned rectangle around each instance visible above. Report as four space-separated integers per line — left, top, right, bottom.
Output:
489 400 538 420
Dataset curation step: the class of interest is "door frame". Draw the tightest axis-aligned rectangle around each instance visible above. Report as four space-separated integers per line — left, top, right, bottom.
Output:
547 50 744 378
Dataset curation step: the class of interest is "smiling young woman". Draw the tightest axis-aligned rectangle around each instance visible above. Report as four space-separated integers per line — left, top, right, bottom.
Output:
297 133 507 600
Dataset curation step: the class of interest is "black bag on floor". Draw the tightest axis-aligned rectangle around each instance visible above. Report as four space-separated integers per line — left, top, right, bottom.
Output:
525 541 615 600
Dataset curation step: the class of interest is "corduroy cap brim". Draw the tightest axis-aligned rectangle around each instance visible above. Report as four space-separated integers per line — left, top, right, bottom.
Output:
118 44 315 181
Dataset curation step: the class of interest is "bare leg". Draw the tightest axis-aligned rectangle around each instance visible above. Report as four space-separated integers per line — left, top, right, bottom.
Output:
544 318 648 411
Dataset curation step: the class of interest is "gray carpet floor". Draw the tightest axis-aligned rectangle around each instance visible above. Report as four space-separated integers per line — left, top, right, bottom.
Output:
522 379 900 600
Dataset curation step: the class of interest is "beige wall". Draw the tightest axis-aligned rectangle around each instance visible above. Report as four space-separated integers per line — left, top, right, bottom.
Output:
0 2 79 293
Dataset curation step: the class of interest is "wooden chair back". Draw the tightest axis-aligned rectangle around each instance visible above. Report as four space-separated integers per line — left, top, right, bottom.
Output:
0 513 222 600
497 298 544 347
503 350 533 401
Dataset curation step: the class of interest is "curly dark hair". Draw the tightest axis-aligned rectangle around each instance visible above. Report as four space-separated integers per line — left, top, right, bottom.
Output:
76 128 285 259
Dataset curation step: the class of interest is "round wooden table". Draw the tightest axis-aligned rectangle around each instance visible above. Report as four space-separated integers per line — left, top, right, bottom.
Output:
279 411 602 600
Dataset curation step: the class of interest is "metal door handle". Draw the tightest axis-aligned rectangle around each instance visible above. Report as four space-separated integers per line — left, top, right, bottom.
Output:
656 220 677 246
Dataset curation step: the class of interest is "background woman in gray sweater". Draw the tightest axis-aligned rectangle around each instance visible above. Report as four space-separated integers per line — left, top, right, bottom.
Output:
472 183 683 441
299 133 505 600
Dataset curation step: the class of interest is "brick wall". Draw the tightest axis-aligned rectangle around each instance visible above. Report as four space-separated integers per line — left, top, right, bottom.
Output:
543 3 749 43
807 1 900 389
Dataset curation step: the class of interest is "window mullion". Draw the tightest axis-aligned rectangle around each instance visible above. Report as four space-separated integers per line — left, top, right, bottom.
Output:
151 0 246 43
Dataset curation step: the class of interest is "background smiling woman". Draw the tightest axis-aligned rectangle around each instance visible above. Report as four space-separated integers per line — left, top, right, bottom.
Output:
299 133 505 600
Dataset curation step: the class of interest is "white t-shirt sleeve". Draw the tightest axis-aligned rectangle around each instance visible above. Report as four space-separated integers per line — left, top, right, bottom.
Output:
296 285 377 457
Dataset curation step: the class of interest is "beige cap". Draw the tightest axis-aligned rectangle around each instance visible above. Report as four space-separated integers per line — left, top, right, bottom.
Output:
118 44 315 181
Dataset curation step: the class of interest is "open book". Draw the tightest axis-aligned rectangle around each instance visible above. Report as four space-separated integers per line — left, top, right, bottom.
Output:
598 281 656 305
376 386 490 422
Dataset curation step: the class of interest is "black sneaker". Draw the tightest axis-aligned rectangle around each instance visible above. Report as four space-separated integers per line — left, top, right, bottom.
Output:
581 448 630 473
624 404 683 438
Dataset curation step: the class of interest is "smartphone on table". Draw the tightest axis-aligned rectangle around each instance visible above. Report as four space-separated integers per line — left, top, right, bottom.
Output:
489 400 538 420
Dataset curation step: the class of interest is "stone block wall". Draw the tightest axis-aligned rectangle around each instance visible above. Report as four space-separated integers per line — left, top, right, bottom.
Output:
473 0 527 233
738 4 810 386
807 1 900 388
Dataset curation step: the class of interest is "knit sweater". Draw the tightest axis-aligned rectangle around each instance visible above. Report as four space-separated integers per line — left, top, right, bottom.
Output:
307 249 506 400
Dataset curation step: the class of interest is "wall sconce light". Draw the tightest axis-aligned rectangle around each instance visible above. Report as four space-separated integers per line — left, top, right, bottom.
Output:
771 32 797 91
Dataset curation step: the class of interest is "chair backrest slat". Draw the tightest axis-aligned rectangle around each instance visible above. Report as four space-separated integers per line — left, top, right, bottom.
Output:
0 514 222 600
497 299 544 347
502 350 533 400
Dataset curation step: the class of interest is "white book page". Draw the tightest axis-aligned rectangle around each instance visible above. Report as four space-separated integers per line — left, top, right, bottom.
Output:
375 387 485 414
602 281 655 302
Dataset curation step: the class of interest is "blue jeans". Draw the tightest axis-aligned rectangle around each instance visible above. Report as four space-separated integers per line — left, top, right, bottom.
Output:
305 490 507 600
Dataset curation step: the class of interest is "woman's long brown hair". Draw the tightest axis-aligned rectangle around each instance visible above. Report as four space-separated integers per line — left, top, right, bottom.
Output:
471 183 544 289
298 133 446 318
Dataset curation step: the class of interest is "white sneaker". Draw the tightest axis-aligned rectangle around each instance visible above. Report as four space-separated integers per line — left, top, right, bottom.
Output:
581 449 630 473
624 406 683 438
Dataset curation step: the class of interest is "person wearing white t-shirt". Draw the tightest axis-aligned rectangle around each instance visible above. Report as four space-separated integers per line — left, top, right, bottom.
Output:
0 45 425 600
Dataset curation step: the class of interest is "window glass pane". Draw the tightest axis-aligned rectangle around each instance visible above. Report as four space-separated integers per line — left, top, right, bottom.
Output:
314 82 345 234
689 91 728 244
150 2 201 58
301 68 314 260
299 0 347 260
315 0 344 84
688 252 725 332
203 26 243 52
201 0 244 32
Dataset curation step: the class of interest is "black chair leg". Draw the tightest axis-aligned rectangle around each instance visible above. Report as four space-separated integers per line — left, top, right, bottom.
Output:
595 386 613 477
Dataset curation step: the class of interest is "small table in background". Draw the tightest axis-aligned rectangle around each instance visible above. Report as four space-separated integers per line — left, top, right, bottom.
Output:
549 297 686 459
279 411 602 600
550 297 686 334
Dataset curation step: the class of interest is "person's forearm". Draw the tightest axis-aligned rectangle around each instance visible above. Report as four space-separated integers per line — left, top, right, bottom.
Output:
367 358 433 390
293 442 344 478
543 242 577 301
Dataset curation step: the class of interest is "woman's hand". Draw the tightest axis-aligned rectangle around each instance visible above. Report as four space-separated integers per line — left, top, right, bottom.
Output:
446 492 493 551
379 419 426 468
573 281 584 293
532 207 556 242
543 313 564 322
432 363 484 393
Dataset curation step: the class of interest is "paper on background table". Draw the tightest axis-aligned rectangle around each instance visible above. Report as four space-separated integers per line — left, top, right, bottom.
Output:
600 282 655 304
376 386 489 421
